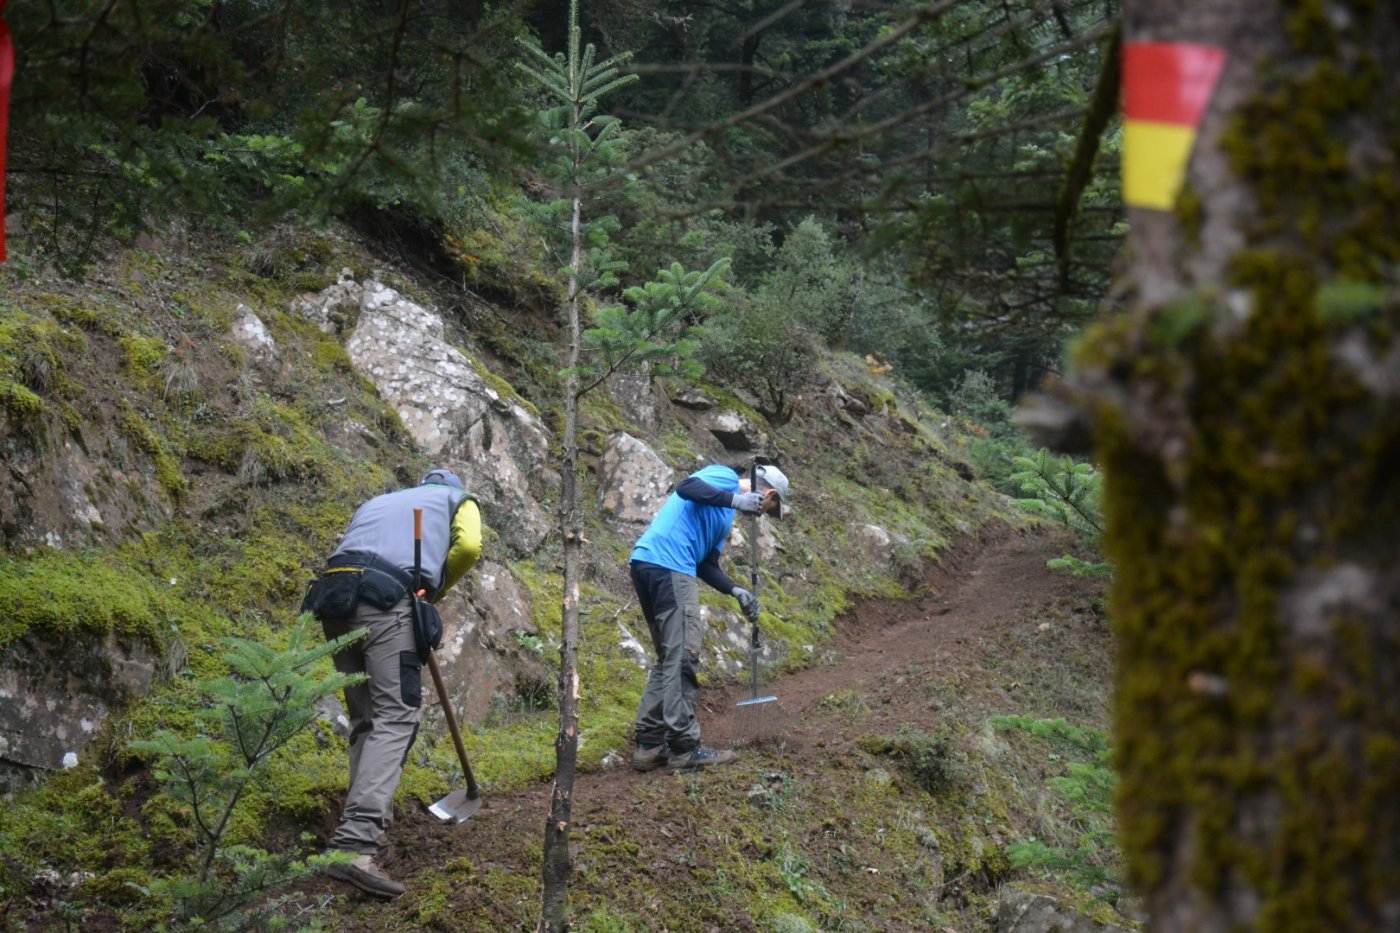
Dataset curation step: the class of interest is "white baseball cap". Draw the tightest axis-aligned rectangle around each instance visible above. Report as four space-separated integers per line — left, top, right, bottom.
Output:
755 464 790 518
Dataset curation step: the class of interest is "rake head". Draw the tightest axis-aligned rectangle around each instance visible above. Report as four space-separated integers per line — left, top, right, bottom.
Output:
729 693 790 748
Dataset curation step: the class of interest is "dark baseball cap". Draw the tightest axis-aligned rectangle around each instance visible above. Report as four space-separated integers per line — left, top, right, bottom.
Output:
420 468 464 489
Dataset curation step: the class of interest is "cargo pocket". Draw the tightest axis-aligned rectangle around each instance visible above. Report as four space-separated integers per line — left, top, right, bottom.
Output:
681 604 702 698
399 650 423 708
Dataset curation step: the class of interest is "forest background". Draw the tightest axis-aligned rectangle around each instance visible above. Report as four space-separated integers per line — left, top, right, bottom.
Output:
0 0 1395 931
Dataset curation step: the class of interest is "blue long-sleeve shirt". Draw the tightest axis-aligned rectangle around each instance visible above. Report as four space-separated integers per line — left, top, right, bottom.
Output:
630 464 742 594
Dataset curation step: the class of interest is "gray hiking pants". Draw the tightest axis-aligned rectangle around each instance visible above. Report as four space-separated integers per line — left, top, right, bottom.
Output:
632 563 704 753
322 594 422 854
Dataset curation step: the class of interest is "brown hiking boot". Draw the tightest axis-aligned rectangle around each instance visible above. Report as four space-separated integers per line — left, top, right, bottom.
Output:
631 744 669 772
326 852 407 899
667 745 736 770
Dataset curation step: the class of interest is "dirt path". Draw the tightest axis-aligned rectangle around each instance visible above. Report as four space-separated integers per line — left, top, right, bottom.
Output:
318 525 1108 930
704 522 1058 748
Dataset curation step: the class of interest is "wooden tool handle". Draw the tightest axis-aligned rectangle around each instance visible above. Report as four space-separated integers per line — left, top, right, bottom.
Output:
427 650 481 799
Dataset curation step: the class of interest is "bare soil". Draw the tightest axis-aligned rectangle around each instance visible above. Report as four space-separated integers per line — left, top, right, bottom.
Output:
310 525 1110 931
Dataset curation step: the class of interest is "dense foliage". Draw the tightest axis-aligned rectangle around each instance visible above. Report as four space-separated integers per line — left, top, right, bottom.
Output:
8 0 1121 422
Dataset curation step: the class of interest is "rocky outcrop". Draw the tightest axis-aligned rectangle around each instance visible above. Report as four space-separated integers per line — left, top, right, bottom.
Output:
670 388 716 410
850 523 911 570
707 410 767 451
230 304 279 369
608 369 663 435
321 278 557 554
1 432 169 551
0 632 155 781
432 560 548 725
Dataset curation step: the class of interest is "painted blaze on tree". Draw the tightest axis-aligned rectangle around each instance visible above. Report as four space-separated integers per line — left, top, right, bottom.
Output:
1056 0 1400 930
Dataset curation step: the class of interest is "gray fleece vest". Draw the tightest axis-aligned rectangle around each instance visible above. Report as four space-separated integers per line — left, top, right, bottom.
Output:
331 484 468 591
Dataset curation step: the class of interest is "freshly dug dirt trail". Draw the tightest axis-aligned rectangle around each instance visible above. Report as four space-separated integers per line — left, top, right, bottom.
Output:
318 525 1110 931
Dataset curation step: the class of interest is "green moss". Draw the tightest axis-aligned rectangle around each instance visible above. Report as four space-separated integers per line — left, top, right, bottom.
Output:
0 549 177 649
119 403 188 501
35 294 120 335
0 304 92 428
0 770 152 891
0 379 45 424
118 334 169 390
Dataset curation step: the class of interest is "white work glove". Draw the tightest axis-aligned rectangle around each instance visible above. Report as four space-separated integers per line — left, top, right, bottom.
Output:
732 586 762 621
730 491 765 513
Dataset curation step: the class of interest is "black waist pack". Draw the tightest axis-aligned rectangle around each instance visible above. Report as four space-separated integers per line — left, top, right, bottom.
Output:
300 551 413 622
410 595 444 662
299 567 362 622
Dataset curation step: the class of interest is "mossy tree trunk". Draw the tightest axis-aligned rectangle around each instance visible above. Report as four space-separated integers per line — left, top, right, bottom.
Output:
1062 1 1400 929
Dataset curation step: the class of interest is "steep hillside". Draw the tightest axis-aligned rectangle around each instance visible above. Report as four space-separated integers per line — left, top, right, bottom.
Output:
0 225 1123 930
307 526 1122 933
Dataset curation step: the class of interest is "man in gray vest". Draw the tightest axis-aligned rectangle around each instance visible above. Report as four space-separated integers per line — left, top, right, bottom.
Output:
305 468 481 898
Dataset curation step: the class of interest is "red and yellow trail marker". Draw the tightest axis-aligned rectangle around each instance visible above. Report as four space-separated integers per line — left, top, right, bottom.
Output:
1122 41 1226 211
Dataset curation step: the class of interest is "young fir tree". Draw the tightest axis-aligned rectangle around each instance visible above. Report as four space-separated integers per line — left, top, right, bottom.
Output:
131 615 365 926
514 3 727 928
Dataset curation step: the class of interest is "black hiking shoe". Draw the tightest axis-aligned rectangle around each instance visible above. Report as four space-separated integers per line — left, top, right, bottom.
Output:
325 852 407 899
667 745 736 771
631 744 669 772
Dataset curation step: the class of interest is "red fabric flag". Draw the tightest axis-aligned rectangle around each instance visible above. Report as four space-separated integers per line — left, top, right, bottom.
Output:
0 0 12 261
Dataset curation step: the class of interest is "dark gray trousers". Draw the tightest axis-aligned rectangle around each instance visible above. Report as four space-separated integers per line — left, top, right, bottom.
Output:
631 562 704 753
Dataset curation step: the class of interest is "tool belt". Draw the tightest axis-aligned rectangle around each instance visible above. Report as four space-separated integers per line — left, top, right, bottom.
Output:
300 550 416 622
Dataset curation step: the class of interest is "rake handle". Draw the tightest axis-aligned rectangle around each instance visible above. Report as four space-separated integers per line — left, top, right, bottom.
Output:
749 463 762 696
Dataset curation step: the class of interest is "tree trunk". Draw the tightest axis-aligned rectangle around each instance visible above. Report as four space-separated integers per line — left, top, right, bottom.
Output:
1062 1 1400 929
540 118 587 933
738 32 761 107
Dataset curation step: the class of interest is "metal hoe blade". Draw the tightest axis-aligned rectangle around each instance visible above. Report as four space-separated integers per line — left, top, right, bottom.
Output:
429 787 483 823
425 649 485 823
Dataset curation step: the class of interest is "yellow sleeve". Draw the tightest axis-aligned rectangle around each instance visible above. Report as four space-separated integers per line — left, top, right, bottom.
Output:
437 498 482 599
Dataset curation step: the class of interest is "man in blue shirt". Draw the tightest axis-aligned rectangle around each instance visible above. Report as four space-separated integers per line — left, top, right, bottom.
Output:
630 462 790 770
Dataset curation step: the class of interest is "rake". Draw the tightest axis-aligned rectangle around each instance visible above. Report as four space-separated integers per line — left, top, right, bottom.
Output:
733 463 779 743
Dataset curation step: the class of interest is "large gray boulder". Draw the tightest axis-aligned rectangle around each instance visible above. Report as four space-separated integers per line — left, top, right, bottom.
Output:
426 560 548 726
598 433 674 524
329 279 556 554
